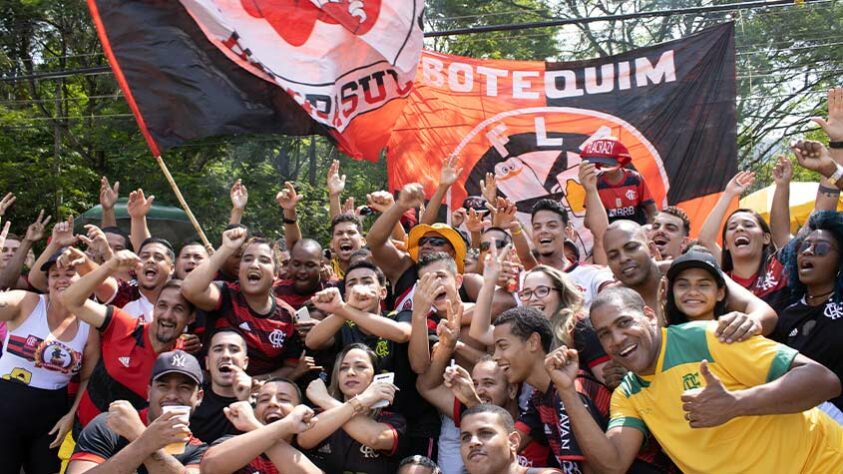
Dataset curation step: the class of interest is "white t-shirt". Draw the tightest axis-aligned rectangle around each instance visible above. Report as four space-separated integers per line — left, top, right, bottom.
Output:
121 294 154 323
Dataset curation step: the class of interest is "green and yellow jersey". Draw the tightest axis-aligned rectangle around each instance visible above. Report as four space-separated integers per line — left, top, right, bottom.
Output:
609 321 843 474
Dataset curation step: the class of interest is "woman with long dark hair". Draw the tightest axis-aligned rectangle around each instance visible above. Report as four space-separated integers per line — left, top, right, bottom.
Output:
300 343 406 474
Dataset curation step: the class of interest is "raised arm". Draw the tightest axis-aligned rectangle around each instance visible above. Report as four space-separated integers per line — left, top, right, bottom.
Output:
408 273 440 374
367 191 407 243
61 251 140 330
276 182 303 252
367 184 424 284
181 228 246 312
305 288 349 349
423 155 462 226
126 189 153 253
229 179 248 225
57 248 119 304
99 177 119 229
698 171 755 264
579 163 610 265
468 244 503 346
547 347 642 474
327 160 345 220
28 216 78 292
769 156 793 249
0 210 50 289
792 140 843 190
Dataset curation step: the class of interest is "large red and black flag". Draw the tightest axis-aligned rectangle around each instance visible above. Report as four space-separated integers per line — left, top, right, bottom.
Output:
88 0 424 160
387 24 737 250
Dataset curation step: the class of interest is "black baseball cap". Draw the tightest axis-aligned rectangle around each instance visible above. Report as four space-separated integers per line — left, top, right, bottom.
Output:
40 247 68 272
151 350 203 386
666 248 725 287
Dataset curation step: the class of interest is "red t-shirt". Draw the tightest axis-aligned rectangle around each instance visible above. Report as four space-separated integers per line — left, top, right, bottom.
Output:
75 307 158 431
596 169 654 225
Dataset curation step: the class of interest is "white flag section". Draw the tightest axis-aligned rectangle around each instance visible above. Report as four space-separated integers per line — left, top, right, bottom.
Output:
180 0 424 133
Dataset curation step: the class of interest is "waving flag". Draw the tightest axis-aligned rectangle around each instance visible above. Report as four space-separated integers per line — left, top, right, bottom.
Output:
88 0 424 160
387 24 737 251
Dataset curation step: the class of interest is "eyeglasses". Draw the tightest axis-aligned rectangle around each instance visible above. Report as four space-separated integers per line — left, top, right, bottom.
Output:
798 240 838 256
418 236 450 247
480 240 508 252
518 285 558 301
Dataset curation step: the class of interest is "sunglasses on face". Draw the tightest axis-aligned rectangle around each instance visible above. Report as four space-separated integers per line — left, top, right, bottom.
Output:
518 285 557 301
480 240 508 252
418 236 449 247
799 240 838 256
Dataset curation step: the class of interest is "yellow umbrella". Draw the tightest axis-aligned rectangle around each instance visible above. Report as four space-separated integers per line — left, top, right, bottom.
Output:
740 182 843 234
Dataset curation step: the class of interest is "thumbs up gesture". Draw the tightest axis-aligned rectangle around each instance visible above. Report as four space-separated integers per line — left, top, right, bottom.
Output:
680 360 737 428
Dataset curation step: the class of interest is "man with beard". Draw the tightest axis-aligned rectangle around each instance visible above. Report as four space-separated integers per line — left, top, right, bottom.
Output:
273 239 338 310
200 379 321 474
182 228 305 380
109 238 176 323
603 220 777 335
491 308 605 473
526 199 614 306
368 183 516 315
647 207 691 261
60 250 195 435
547 287 843 473
67 350 207 473
460 405 562 474
189 329 253 443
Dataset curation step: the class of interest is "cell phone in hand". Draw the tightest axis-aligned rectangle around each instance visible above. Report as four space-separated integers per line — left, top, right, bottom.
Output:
371 372 395 409
296 306 311 322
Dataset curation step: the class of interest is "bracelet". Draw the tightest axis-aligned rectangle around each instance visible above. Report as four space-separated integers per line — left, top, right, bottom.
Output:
511 225 523 236
348 396 366 415
830 163 843 184
282 216 297 224
818 184 841 195
829 141 843 149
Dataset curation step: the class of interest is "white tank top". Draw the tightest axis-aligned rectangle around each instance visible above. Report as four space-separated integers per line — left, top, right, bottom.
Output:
0 295 90 390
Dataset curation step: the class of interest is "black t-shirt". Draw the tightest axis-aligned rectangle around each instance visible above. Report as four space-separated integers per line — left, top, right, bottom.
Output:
70 411 207 473
189 384 240 443
572 319 610 374
773 297 843 409
209 435 279 474
308 410 406 474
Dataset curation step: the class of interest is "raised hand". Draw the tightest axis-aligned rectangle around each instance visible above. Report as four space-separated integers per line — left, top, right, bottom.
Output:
231 366 254 401
443 364 481 406
451 207 467 228
413 272 444 314
127 189 154 219
0 192 16 216
396 183 425 210
366 191 395 214
439 300 462 349
311 287 344 314
724 171 755 197
357 377 398 409
24 210 51 243
99 177 119 210
275 182 302 211
230 179 249 210
346 284 378 310
480 172 497 203
342 196 355 215
107 250 142 273
51 216 77 248
482 239 504 283
327 159 346 197
79 224 112 261
439 154 463 187
578 162 599 192
291 350 324 379
811 86 843 141
714 311 761 343
224 400 262 432
465 208 486 234
221 227 248 251
544 346 580 391
0 221 10 251
772 155 793 186
282 405 317 433
791 140 838 178
57 247 87 271
681 360 736 428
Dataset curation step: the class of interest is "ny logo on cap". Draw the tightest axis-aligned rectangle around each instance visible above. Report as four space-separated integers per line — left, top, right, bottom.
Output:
171 353 187 367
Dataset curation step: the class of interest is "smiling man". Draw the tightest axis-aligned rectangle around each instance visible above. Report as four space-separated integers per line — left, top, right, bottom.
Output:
546 286 843 474
182 228 304 380
109 238 176 324
60 250 195 435
273 239 338 310
460 404 561 474
647 207 691 260
328 214 366 278
67 350 207 473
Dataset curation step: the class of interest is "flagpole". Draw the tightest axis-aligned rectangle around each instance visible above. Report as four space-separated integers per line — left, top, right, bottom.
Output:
154 155 214 254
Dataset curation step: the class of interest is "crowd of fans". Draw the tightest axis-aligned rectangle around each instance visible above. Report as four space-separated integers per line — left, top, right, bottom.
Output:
1 88 843 474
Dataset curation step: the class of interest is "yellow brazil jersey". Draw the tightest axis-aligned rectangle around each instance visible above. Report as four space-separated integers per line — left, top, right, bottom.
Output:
608 321 843 474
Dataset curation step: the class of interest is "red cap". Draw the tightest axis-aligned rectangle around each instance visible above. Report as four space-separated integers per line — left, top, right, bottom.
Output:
581 137 631 166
